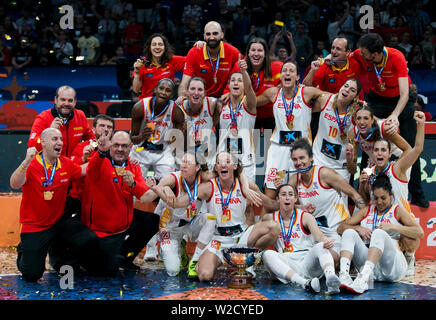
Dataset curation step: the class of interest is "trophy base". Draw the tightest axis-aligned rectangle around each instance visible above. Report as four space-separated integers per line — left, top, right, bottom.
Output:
227 274 254 289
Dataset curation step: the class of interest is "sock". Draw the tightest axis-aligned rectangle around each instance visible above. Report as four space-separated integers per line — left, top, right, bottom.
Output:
340 257 351 274
291 273 308 287
324 265 336 279
191 247 203 262
360 261 375 281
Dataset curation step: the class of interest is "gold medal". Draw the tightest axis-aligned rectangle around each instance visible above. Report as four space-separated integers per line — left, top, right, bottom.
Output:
283 244 293 253
287 121 293 130
188 208 197 219
90 140 98 148
283 248 290 253
276 170 286 179
43 191 53 201
379 83 386 91
115 167 125 175
221 209 231 223
195 140 201 147
340 132 347 141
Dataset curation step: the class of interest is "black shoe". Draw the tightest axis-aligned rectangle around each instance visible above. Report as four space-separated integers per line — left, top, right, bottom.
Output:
119 259 140 271
411 198 429 208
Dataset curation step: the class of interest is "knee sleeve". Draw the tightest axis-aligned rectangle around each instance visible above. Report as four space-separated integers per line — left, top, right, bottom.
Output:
263 250 291 281
369 229 391 252
197 216 216 245
312 242 334 269
341 228 361 254
161 246 181 277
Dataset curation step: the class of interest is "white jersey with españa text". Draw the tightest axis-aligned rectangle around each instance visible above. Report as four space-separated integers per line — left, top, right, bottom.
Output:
271 86 312 145
296 165 350 234
206 177 247 229
313 94 353 174
360 204 403 242
271 209 314 253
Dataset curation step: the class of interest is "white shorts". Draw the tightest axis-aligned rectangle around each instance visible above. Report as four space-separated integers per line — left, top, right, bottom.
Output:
264 248 325 282
204 225 254 264
264 142 293 189
129 146 175 180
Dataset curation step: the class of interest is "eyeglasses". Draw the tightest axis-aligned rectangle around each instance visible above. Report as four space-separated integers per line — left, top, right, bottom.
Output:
112 143 130 149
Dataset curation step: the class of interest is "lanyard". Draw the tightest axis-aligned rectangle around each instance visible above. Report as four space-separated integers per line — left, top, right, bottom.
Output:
279 210 296 249
281 86 298 123
373 47 387 85
41 154 57 188
251 73 260 91
182 175 199 211
207 46 220 80
369 161 390 186
228 97 244 130
150 97 170 122
355 127 374 143
187 101 200 138
372 204 392 230
216 177 234 215
334 102 350 135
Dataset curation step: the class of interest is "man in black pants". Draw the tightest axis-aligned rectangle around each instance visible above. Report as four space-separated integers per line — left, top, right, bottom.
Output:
350 33 429 208
10 128 98 282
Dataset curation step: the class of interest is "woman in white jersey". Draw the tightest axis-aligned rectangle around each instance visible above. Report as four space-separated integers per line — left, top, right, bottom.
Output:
337 174 423 294
262 184 342 294
216 57 257 182
152 152 280 282
255 61 326 202
346 105 410 173
129 78 185 261
266 138 367 282
312 79 363 182
358 111 426 276
178 77 220 169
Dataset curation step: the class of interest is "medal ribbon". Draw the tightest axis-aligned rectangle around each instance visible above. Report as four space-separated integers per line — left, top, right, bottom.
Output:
207 46 220 81
149 97 170 123
369 161 390 186
279 210 296 249
187 101 200 139
216 177 234 216
41 154 57 189
228 96 245 130
281 86 298 124
372 204 392 230
56 110 69 125
373 47 388 87
183 175 199 211
355 127 374 143
334 103 350 136
251 73 260 91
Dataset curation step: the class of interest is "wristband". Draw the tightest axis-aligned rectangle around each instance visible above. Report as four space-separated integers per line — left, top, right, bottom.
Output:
18 165 27 173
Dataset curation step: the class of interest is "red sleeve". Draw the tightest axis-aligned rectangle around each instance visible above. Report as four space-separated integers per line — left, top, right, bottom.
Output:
170 55 187 72
183 48 197 77
86 151 106 180
70 141 87 165
65 157 83 181
312 65 327 88
391 49 409 78
131 163 148 198
28 111 52 152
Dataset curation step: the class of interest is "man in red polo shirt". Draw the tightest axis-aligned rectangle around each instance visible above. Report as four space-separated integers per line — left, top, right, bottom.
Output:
177 21 241 99
303 37 363 98
10 128 98 282
349 32 428 209
81 130 159 275
28 85 94 158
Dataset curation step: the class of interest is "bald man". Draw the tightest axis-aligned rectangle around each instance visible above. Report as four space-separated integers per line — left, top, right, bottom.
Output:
178 21 241 98
10 128 98 282
80 130 159 275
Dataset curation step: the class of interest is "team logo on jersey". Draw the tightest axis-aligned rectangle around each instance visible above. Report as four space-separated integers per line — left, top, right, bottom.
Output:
312 182 319 189
235 189 242 197
367 67 373 72
210 240 221 250
329 78 336 83
146 73 153 77
200 69 208 74
321 139 342 160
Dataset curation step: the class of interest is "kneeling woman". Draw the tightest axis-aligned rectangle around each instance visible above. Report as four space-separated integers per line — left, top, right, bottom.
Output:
337 174 424 294
152 151 280 282
262 184 341 294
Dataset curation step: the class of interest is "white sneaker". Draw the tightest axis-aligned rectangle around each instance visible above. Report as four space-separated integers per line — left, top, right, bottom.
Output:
326 274 341 294
405 253 415 276
339 271 353 289
348 273 369 294
304 277 321 293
